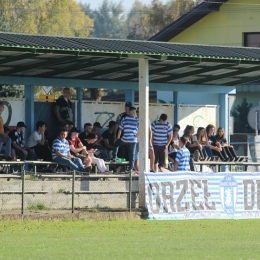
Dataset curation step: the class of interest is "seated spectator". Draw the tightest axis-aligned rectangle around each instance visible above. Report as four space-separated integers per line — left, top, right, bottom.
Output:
1 126 16 159
67 121 74 132
174 137 190 171
93 122 107 139
27 121 52 161
0 102 13 160
85 133 111 173
8 122 37 169
193 127 213 161
52 128 90 173
182 125 203 161
215 127 240 161
67 127 92 169
168 129 180 162
79 123 92 147
206 124 226 161
100 121 116 158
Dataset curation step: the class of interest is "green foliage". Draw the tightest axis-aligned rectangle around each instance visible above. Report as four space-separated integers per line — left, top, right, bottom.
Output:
231 98 254 133
1 219 260 259
0 0 94 37
0 85 24 98
27 203 49 210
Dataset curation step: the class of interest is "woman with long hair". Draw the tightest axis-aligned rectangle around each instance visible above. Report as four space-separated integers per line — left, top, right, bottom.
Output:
214 127 240 161
182 125 203 161
206 124 227 161
193 127 213 161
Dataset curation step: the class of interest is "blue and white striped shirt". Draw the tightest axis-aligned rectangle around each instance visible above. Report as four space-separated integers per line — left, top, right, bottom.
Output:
119 115 139 143
175 147 190 171
151 120 172 146
52 138 70 160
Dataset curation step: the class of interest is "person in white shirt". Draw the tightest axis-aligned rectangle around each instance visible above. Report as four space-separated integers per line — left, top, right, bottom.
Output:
27 121 52 161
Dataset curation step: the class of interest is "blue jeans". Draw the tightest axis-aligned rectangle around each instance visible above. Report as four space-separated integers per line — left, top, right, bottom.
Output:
202 146 213 160
113 139 136 170
53 156 85 172
0 134 12 157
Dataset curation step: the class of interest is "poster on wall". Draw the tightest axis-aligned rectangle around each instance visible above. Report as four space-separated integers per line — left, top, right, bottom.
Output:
1 99 25 128
145 172 260 220
81 102 174 129
178 104 219 132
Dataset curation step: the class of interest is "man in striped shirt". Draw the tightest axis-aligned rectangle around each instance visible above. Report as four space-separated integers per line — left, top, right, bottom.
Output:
151 114 173 172
113 107 139 171
52 128 90 173
174 137 190 171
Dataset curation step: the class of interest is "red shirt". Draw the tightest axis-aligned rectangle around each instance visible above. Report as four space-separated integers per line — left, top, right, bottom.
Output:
68 137 81 148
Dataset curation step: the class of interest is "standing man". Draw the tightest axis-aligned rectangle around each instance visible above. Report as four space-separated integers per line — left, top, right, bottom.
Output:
114 102 132 159
0 102 12 160
174 137 190 171
113 107 139 172
151 113 173 172
54 87 73 124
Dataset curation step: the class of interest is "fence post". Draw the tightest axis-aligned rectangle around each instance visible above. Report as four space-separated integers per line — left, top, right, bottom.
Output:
21 164 25 214
72 170 75 213
129 169 132 212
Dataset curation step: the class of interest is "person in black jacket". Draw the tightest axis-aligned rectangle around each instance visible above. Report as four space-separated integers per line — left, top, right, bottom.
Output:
54 88 73 125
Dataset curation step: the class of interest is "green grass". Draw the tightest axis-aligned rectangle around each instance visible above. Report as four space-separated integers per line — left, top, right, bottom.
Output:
27 203 49 210
0 219 259 259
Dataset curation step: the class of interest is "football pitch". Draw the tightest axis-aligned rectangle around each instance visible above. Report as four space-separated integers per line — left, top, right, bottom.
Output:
0 219 259 260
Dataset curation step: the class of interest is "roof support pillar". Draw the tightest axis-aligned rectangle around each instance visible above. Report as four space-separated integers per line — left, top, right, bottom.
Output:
76 88 82 129
25 85 34 140
219 93 229 172
173 91 178 124
138 58 149 208
125 89 135 106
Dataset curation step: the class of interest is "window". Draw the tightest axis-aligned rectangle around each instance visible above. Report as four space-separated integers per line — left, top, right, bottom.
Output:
244 33 260 47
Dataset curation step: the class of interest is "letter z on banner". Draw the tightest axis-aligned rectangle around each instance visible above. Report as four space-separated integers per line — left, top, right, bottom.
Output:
145 172 260 220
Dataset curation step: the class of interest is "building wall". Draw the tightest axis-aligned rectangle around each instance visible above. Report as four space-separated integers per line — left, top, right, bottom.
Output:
170 0 260 46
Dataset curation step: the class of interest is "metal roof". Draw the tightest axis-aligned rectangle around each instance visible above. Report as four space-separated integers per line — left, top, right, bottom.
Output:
0 32 260 86
149 0 228 42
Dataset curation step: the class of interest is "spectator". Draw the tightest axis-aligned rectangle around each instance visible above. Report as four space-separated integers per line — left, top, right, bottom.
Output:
151 113 173 172
67 127 92 169
174 137 190 171
67 121 74 132
168 129 180 162
206 124 226 161
79 123 92 147
27 121 52 161
100 121 117 158
85 133 111 173
182 125 203 161
54 87 73 124
173 124 180 132
93 122 107 138
215 127 241 161
193 127 213 161
8 122 37 169
113 107 139 172
114 102 132 159
52 128 90 173
0 102 12 160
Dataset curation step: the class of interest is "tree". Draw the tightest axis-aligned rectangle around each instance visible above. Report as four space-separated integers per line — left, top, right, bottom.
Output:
231 98 254 133
0 0 94 37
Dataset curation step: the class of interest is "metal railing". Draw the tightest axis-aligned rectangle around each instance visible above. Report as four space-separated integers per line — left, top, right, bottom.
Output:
0 161 138 214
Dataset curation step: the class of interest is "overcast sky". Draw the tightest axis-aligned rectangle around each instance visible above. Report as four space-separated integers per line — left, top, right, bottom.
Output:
76 0 167 10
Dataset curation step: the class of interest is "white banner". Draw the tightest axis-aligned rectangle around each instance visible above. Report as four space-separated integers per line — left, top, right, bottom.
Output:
81 102 174 129
1 99 25 127
145 172 260 220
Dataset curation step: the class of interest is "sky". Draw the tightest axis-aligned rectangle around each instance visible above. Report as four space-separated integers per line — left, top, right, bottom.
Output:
76 0 167 11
